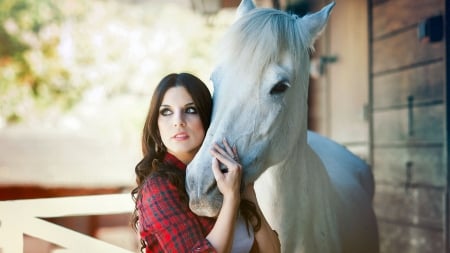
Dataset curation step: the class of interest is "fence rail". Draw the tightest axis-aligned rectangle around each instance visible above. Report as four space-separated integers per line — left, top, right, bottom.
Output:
0 193 135 253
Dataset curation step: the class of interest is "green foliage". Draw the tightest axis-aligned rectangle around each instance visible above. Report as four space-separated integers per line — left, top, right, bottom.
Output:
0 0 233 127
0 0 60 57
0 0 75 122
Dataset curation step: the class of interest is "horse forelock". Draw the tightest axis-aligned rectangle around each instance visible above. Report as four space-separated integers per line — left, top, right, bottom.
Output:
217 8 311 89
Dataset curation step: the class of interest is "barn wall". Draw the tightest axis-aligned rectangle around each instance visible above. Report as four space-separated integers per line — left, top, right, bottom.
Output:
307 0 370 161
369 0 446 252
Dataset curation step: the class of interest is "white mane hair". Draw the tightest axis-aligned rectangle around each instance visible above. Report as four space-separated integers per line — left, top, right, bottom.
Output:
215 8 312 99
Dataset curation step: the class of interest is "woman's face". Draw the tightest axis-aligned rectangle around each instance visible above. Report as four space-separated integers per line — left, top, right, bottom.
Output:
158 86 206 164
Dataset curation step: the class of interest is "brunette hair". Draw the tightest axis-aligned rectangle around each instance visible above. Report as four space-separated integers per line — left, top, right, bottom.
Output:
131 73 260 251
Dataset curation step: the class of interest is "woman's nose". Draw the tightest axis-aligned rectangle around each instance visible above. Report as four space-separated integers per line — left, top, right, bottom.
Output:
173 112 186 127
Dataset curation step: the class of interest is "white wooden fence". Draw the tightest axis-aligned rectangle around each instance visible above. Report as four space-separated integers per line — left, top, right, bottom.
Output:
0 193 135 253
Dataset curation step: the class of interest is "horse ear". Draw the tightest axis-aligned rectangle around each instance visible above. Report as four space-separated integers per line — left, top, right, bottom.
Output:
236 0 256 19
299 1 335 47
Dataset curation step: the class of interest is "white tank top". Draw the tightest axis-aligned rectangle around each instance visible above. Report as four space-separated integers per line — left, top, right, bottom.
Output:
231 215 254 253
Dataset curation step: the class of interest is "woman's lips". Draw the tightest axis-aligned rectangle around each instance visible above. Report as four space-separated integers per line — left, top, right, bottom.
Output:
173 132 189 141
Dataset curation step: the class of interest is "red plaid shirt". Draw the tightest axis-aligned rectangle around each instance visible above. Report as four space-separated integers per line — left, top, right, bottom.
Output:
138 153 217 253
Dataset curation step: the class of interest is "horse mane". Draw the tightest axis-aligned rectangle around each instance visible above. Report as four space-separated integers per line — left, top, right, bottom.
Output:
287 148 342 252
217 8 312 92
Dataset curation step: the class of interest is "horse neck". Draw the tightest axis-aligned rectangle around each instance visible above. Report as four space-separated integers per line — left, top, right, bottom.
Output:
275 138 342 253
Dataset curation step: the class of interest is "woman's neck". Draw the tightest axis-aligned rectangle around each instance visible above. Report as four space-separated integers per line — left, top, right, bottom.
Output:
167 152 192 166
168 151 196 165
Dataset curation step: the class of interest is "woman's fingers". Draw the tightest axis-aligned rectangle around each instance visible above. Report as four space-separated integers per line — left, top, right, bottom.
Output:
222 138 236 160
212 142 232 161
211 157 224 180
212 138 239 162
212 139 240 162
210 149 242 198
210 147 241 173
233 146 239 162
210 139 244 200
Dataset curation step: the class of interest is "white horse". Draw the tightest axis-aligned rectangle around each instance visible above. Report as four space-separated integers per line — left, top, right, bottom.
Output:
186 1 379 252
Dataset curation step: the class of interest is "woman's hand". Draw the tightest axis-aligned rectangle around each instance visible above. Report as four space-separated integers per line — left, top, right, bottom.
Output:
210 140 280 253
210 138 242 199
207 138 242 253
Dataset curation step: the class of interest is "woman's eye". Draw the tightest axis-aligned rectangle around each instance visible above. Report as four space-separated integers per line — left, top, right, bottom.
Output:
186 106 198 114
160 108 172 116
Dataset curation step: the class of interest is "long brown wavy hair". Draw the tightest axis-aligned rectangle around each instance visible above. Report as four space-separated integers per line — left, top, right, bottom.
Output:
131 73 260 251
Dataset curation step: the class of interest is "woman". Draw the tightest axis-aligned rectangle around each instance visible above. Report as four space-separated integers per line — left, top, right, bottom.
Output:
131 73 280 253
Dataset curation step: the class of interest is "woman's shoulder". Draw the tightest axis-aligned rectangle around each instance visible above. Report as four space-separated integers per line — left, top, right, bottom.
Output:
142 173 176 193
138 174 181 213
138 165 186 210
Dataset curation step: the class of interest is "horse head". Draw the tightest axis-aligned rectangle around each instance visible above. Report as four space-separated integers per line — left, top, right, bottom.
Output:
186 0 335 217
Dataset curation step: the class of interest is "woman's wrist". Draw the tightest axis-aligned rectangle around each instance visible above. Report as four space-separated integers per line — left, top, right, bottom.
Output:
206 189 240 252
223 193 240 209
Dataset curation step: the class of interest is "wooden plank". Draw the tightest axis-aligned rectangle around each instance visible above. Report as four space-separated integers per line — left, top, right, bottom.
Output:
372 0 444 38
0 185 124 200
373 146 445 186
0 194 134 253
373 61 444 108
0 218 24 253
25 217 133 253
0 193 133 217
373 105 444 142
377 220 444 253
374 184 445 229
372 27 444 74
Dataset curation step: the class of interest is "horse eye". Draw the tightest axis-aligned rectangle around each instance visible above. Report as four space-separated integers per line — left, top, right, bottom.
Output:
270 81 290 95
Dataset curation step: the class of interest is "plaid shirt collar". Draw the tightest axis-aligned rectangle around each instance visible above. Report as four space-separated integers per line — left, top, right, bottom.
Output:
164 152 187 171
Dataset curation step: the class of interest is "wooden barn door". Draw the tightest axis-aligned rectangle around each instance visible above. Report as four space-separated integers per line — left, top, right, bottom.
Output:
369 0 447 252
308 0 370 160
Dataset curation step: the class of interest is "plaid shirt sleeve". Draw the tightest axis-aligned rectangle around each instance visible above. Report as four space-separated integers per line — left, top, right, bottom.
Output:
138 175 217 253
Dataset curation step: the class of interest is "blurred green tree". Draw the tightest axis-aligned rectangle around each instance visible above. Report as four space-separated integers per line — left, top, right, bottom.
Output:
0 0 232 128
0 0 79 123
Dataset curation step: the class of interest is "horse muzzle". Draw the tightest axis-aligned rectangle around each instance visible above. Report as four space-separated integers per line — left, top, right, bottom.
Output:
187 184 223 217
186 159 223 217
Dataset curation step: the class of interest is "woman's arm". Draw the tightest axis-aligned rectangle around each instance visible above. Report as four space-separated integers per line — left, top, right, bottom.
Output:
206 140 243 253
243 183 281 253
